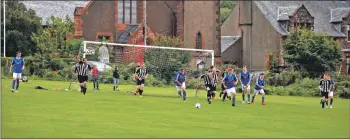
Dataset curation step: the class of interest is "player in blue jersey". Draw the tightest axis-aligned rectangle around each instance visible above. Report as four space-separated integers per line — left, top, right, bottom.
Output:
9 51 25 93
240 65 251 104
222 67 238 106
251 73 267 105
175 68 187 102
326 75 334 108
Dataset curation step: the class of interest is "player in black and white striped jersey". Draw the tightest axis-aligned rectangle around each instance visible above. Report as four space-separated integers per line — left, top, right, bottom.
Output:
75 58 92 95
133 62 141 95
209 67 220 101
134 63 148 97
319 73 331 109
201 69 213 104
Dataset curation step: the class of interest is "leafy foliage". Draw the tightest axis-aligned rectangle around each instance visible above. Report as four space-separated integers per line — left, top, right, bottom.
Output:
144 35 191 84
220 0 236 24
1 1 42 56
283 28 342 77
32 16 75 57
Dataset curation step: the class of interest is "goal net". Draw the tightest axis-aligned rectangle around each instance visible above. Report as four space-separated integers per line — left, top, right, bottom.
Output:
80 41 214 84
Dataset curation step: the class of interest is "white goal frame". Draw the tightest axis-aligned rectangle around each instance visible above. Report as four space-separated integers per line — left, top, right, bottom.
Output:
82 41 215 66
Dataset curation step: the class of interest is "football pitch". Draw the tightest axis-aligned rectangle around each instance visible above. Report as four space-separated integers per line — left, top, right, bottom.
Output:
1 79 350 138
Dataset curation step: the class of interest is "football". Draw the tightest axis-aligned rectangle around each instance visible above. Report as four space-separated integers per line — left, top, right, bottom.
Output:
195 103 201 108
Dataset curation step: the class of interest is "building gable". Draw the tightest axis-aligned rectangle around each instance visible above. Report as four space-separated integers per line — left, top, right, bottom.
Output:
289 5 314 24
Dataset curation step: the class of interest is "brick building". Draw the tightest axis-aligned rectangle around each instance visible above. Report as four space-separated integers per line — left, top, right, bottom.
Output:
73 0 221 65
221 1 350 74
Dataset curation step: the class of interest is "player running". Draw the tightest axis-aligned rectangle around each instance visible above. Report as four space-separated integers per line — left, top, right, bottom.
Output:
240 65 251 104
209 66 220 101
175 68 187 102
220 69 229 101
222 67 238 106
133 62 141 95
9 51 25 93
75 58 92 95
251 73 267 105
202 69 213 104
135 63 148 97
319 73 331 109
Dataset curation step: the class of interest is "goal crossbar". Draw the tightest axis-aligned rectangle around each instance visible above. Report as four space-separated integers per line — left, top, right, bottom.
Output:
82 41 215 66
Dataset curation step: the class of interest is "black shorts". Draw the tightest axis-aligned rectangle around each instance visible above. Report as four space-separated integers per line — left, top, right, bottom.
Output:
136 79 145 85
78 75 88 83
210 85 217 92
221 83 225 90
205 84 217 92
321 92 329 99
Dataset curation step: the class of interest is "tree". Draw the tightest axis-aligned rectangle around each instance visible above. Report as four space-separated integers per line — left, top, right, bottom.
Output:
283 28 342 77
31 15 75 57
220 0 236 24
1 0 42 57
144 35 192 84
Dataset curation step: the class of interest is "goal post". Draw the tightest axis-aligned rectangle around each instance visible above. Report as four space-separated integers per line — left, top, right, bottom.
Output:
81 40 215 67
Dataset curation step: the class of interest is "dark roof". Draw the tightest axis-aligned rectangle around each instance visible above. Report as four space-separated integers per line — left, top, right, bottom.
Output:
221 36 241 53
330 8 350 23
277 6 299 21
116 25 139 44
21 1 88 25
255 1 350 37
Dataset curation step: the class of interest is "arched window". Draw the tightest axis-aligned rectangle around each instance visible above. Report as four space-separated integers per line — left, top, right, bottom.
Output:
196 32 202 49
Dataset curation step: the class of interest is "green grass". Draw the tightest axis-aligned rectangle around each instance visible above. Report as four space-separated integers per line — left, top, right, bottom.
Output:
2 79 350 138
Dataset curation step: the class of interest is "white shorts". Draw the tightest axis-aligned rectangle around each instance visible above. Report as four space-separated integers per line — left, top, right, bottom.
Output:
242 85 251 91
328 91 334 97
254 89 265 95
226 87 236 97
176 82 186 91
13 73 22 79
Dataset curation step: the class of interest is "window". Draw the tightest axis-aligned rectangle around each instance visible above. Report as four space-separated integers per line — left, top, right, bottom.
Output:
196 32 202 49
118 0 123 23
131 0 137 24
124 0 131 24
347 57 350 74
118 0 137 24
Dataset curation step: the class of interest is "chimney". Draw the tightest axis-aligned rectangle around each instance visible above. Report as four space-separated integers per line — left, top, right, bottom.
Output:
74 7 84 39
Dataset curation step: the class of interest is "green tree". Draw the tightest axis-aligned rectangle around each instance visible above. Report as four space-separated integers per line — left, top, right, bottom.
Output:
144 35 192 84
32 16 74 56
283 28 342 77
220 0 236 24
1 0 42 57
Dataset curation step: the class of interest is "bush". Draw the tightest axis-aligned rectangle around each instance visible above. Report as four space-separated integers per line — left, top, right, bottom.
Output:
144 75 166 87
265 71 303 86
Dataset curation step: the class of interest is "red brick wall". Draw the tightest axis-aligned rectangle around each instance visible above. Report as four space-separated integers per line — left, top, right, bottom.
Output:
137 1 144 24
120 25 155 64
176 0 184 40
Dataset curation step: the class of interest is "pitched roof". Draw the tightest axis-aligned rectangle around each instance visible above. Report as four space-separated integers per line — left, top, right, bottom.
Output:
221 36 241 53
277 6 299 21
116 25 139 44
330 8 350 23
255 1 350 37
21 1 88 25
